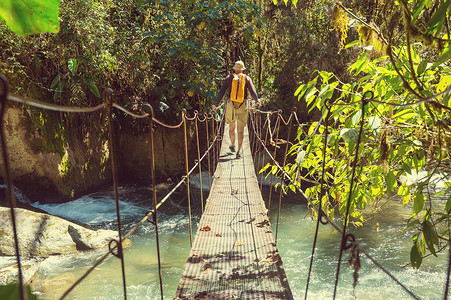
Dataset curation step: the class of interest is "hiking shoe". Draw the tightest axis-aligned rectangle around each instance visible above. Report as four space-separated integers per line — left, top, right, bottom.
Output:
236 151 242 159
229 145 236 152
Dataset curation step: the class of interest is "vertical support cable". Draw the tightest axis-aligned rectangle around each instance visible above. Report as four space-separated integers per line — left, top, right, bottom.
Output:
0 75 26 300
215 118 220 166
195 113 204 213
305 104 332 299
104 89 127 299
333 94 368 299
148 106 164 299
211 117 216 174
275 110 293 243
256 111 262 155
268 113 281 214
252 111 260 156
259 116 270 192
183 109 193 246
252 111 258 155
205 115 212 190
249 111 255 154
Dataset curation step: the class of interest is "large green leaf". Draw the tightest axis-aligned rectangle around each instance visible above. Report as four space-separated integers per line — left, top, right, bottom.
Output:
86 80 101 98
410 244 422 268
413 191 424 214
0 0 61 36
417 59 428 76
423 220 439 256
68 58 78 75
368 116 381 134
385 171 396 192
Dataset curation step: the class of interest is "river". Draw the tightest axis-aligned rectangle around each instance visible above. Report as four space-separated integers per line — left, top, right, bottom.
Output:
27 182 448 300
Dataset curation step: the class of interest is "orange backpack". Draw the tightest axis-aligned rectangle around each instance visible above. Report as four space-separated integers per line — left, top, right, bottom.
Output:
230 73 246 103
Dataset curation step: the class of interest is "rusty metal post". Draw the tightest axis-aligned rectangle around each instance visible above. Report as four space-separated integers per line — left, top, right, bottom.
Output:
0 75 26 300
104 88 127 299
148 105 164 299
183 109 193 246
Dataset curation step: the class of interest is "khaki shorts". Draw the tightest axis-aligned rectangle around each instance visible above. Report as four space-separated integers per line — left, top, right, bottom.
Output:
225 100 248 127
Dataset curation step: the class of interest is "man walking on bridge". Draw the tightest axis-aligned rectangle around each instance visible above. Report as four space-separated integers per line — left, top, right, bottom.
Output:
213 60 261 158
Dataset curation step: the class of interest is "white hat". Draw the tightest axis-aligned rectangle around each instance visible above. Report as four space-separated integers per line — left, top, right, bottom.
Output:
233 60 246 71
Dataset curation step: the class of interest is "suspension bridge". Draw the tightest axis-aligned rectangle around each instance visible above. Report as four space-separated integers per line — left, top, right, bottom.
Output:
175 124 292 299
0 74 448 299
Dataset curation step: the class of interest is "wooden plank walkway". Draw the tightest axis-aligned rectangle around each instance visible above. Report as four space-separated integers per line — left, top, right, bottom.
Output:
175 125 293 299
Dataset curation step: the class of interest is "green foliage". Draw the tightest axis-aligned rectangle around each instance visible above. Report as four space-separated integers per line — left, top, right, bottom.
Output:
0 0 60 36
0 0 157 134
261 0 342 116
140 0 264 114
288 0 451 267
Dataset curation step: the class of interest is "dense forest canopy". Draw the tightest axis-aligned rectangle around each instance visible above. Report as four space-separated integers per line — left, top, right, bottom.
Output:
1 0 451 269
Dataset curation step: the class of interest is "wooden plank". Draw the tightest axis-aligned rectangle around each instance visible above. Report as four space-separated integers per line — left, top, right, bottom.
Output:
175 125 293 299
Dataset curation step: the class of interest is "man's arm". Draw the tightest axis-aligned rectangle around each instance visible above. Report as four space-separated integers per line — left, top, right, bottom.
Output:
215 75 231 107
246 76 261 106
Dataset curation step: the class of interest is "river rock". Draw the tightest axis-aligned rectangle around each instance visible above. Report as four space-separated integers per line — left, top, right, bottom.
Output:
0 207 131 258
0 257 42 285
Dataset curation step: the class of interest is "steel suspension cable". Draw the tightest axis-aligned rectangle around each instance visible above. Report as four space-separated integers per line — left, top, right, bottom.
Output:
8 93 105 113
7 90 188 130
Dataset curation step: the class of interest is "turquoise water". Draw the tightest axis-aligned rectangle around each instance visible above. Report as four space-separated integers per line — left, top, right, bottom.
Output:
30 185 448 299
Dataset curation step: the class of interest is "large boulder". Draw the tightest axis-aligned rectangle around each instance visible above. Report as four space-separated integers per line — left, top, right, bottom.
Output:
0 256 41 285
0 208 131 258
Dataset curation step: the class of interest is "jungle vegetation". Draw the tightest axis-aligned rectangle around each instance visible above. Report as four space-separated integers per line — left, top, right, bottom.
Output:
1 0 451 269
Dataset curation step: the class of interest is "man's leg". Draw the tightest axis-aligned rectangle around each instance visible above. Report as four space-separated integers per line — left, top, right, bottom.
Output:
229 123 236 147
236 124 245 152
